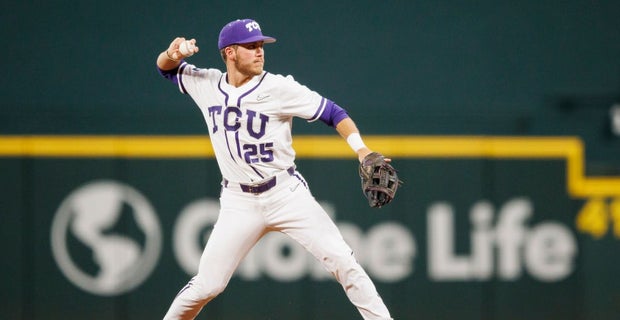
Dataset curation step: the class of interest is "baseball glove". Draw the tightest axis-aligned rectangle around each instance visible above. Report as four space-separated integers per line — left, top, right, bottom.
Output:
359 152 402 208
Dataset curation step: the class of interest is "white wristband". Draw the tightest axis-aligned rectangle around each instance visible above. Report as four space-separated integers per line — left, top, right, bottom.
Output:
346 133 367 152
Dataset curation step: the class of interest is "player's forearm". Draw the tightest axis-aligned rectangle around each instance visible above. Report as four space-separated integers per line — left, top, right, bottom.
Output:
157 50 182 70
335 117 359 139
336 118 372 161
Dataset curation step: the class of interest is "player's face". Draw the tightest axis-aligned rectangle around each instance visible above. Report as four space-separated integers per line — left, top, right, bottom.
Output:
233 41 265 76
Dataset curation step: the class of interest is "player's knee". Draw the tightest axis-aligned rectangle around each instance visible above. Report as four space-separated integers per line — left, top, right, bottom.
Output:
191 276 228 301
323 252 361 278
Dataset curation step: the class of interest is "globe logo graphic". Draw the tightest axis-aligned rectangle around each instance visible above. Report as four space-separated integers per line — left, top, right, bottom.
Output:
51 180 162 296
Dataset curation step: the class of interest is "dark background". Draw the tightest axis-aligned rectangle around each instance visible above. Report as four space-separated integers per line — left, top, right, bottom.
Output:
1 1 620 319
2 1 619 167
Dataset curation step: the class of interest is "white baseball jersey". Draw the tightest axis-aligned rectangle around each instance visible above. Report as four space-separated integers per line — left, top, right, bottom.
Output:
161 61 393 320
175 62 326 184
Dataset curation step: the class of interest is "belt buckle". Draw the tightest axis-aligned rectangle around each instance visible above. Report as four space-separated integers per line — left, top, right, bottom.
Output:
243 179 270 194
248 185 260 194
239 174 279 194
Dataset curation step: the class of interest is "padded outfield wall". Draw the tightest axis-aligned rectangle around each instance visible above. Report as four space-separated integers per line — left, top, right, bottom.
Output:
1 1 620 319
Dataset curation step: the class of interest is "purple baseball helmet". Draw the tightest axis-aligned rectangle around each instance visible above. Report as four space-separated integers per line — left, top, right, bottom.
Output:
218 19 276 50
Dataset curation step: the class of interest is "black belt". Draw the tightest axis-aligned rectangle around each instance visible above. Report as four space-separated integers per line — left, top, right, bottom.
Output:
226 167 296 195
240 178 277 194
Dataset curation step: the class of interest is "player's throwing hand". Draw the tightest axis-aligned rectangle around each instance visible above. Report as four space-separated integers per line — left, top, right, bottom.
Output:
165 37 199 61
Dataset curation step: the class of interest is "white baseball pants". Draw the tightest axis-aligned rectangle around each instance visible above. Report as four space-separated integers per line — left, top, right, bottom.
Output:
163 170 392 320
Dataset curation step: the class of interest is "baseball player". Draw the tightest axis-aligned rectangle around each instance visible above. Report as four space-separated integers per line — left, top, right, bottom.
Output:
156 19 393 320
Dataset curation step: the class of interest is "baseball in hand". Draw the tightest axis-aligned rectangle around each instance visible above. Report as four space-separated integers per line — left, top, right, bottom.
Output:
179 40 196 57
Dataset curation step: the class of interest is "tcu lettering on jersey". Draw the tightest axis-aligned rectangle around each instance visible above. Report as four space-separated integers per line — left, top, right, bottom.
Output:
207 105 273 164
207 106 269 139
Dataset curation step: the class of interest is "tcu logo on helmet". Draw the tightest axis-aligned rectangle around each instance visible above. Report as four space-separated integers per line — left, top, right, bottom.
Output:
245 21 261 32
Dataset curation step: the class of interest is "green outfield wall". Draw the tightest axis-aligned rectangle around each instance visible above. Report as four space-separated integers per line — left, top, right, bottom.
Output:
1 136 619 319
1 1 620 319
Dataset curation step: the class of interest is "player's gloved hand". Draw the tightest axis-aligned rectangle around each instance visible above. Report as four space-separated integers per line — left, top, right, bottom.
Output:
359 152 402 208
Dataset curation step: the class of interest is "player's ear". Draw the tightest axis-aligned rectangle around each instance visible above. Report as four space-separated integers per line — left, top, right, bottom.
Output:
225 46 236 60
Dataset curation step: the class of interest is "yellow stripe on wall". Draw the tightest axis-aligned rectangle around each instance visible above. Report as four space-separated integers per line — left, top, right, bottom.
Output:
1 135 619 198
0 135 215 158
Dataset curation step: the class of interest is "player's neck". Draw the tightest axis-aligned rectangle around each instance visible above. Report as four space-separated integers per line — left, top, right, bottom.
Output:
227 75 251 87
226 63 265 87
225 70 254 87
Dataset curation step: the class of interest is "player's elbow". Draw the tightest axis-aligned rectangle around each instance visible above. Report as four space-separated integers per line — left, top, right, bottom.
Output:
318 100 349 127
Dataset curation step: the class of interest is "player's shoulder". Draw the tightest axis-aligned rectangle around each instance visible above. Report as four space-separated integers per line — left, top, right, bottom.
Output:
263 72 317 100
264 72 305 90
182 62 223 78
264 72 295 82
